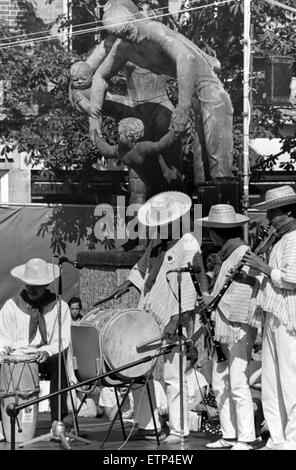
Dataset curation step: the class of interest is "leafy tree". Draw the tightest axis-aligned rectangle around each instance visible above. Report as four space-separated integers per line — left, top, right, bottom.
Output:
0 0 295 254
1 0 295 174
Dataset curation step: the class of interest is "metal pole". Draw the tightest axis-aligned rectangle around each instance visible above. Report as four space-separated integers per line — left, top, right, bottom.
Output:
10 416 15 451
58 270 62 423
177 272 185 443
243 0 251 240
62 0 72 50
67 1 73 51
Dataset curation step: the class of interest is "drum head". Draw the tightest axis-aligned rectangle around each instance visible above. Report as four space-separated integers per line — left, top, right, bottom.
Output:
3 351 38 363
102 309 161 379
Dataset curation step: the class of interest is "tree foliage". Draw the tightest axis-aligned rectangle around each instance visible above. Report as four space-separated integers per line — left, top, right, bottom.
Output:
0 0 295 175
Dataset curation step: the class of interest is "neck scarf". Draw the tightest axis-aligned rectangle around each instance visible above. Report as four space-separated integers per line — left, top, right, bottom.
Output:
13 289 57 345
209 238 248 290
143 238 177 296
219 237 248 262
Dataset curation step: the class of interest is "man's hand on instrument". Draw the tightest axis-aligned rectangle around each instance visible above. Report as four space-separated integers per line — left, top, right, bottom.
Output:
195 295 213 325
35 350 50 364
196 295 213 311
163 330 184 344
1 345 13 355
226 266 238 279
0 346 11 359
162 316 179 343
242 250 272 276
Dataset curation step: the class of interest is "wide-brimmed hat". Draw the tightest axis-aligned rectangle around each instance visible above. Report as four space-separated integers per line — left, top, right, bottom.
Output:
196 204 249 228
11 258 60 285
138 191 192 227
252 185 296 211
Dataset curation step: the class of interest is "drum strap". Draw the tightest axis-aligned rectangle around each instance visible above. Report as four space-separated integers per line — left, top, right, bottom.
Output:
13 290 57 345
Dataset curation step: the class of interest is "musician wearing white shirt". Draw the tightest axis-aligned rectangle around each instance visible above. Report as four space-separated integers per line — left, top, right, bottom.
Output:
243 185 296 451
197 205 260 450
0 258 71 435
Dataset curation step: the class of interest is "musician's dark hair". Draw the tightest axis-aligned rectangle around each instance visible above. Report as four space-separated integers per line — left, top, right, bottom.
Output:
68 296 82 309
210 226 243 240
279 204 296 217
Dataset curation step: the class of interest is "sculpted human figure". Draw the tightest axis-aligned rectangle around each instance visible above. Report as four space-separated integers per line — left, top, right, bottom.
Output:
93 116 178 206
69 38 185 195
89 0 233 181
69 61 93 113
69 50 185 250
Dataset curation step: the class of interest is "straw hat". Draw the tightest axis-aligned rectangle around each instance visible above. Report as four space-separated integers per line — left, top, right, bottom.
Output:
196 204 249 228
138 191 192 227
11 258 59 285
252 185 296 211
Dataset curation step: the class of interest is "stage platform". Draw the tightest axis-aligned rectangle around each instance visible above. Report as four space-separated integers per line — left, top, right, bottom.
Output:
0 412 266 452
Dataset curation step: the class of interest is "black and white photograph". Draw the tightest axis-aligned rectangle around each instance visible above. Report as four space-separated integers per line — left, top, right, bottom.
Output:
0 0 295 461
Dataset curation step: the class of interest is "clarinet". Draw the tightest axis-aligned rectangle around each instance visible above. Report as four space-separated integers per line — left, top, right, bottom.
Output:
187 262 227 363
207 224 272 313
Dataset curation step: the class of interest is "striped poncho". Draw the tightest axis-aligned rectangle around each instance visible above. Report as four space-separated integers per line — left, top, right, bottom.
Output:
212 245 261 344
249 231 296 334
128 233 208 330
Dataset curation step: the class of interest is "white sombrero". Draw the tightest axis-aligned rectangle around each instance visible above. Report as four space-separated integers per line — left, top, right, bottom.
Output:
138 191 192 227
196 204 249 228
11 258 60 285
252 185 296 211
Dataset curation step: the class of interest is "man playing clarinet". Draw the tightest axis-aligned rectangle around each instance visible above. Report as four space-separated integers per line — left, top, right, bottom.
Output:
196 204 261 450
243 185 296 450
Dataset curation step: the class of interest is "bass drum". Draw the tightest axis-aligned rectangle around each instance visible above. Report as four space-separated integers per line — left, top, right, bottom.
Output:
74 308 161 384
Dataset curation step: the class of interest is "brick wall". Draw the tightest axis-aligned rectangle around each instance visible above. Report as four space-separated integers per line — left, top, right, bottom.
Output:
0 0 64 33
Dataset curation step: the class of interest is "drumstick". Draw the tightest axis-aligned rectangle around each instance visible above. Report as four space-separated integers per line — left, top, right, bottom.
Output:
93 288 130 307
137 335 162 349
137 336 189 351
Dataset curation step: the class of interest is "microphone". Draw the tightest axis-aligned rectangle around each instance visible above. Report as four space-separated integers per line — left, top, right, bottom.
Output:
167 265 201 274
54 256 83 269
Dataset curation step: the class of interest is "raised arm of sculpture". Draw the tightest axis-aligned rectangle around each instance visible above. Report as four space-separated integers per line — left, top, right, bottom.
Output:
86 35 117 71
85 36 121 117
120 129 177 166
89 39 132 120
93 135 119 160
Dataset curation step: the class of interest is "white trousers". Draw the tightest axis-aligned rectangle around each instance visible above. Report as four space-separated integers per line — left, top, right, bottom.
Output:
163 346 189 437
132 347 189 436
212 326 257 442
132 377 161 431
262 315 296 450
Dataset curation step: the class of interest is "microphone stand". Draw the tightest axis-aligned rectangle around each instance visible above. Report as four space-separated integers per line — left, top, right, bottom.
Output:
54 259 69 448
167 267 195 444
177 271 185 445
